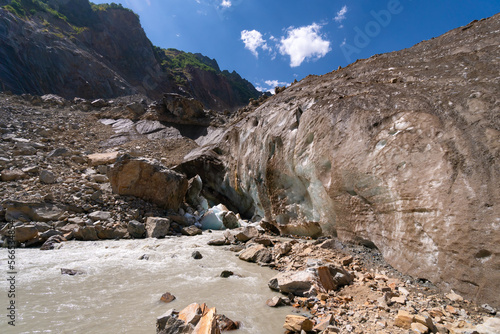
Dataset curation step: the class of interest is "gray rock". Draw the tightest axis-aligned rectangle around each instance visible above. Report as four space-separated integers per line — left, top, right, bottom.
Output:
145 217 170 238
39 170 57 184
239 244 272 263
235 226 259 242
88 211 111 222
47 148 70 158
181 225 202 236
192 251 203 259
1 169 27 181
128 220 146 238
222 211 239 229
268 270 316 297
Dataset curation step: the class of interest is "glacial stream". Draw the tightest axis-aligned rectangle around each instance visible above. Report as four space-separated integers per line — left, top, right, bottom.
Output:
1 231 293 333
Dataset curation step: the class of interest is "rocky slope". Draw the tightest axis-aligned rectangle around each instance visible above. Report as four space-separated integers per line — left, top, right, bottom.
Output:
179 14 500 308
0 0 260 111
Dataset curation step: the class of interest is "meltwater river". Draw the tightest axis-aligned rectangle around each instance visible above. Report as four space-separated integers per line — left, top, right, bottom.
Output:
0 231 292 333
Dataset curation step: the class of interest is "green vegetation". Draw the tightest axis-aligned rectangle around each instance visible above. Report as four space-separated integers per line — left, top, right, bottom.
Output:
2 0 67 20
160 48 218 73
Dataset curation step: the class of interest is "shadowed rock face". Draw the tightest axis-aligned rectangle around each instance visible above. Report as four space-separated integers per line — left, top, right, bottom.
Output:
190 14 500 307
0 0 260 110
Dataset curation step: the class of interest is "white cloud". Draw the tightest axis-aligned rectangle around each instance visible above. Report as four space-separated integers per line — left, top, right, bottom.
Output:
221 0 231 8
241 29 269 57
278 23 331 67
255 79 290 94
334 5 348 23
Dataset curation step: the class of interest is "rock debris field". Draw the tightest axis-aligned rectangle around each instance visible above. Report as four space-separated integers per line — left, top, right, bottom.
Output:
1 93 499 334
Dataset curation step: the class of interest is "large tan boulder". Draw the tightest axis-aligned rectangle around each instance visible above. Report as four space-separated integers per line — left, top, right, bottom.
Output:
108 155 188 210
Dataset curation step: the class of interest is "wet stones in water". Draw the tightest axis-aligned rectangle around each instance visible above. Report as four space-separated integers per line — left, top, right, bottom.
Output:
266 296 290 307
139 254 149 260
160 292 176 303
220 270 234 278
61 268 85 276
192 251 203 259
216 314 240 331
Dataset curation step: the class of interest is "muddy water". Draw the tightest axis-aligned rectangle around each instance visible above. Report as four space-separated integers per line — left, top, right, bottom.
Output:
0 232 293 333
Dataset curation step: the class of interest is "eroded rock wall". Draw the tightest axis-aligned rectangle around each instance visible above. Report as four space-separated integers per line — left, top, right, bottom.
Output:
196 14 500 307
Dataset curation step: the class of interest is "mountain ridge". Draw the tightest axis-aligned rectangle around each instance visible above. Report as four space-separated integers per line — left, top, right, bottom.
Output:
0 0 261 111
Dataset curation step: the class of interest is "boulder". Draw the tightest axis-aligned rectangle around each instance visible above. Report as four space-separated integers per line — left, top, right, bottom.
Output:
278 221 322 239
4 201 64 222
181 226 202 236
283 315 314 332
192 307 220 334
108 155 188 210
128 220 146 238
234 226 259 242
160 292 176 303
40 235 66 250
73 226 99 241
316 265 353 291
1 169 27 181
146 217 171 238
95 225 127 239
39 170 57 184
10 225 38 243
87 152 120 166
269 270 316 296
238 244 272 263
88 211 112 222
221 211 239 229
192 251 203 260
178 303 204 326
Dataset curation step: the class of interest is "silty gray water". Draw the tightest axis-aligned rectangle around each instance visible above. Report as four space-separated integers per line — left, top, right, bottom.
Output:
0 231 294 333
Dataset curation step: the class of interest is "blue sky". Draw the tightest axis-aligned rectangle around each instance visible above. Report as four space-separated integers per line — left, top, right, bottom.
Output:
92 0 500 93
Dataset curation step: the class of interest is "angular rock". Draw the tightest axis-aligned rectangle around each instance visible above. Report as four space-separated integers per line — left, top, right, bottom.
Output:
278 221 322 239
160 292 176 303
269 270 316 296
266 296 287 307
128 220 147 238
40 235 66 250
234 226 259 242
411 322 429 334
192 307 220 334
1 169 27 181
47 147 70 158
4 201 64 222
221 211 239 229
178 303 204 326
10 225 39 243
39 170 57 184
259 220 281 235
88 211 112 222
215 314 239 331
87 152 120 166
220 270 234 278
73 226 99 241
192 251 203 260
157 310 193 334
238 244 272 263
394 310 414 329
61 268 85 276
108 155 188 210
146 217 171 238
283 315 314 332
95 225 127 239
182 226 202 236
